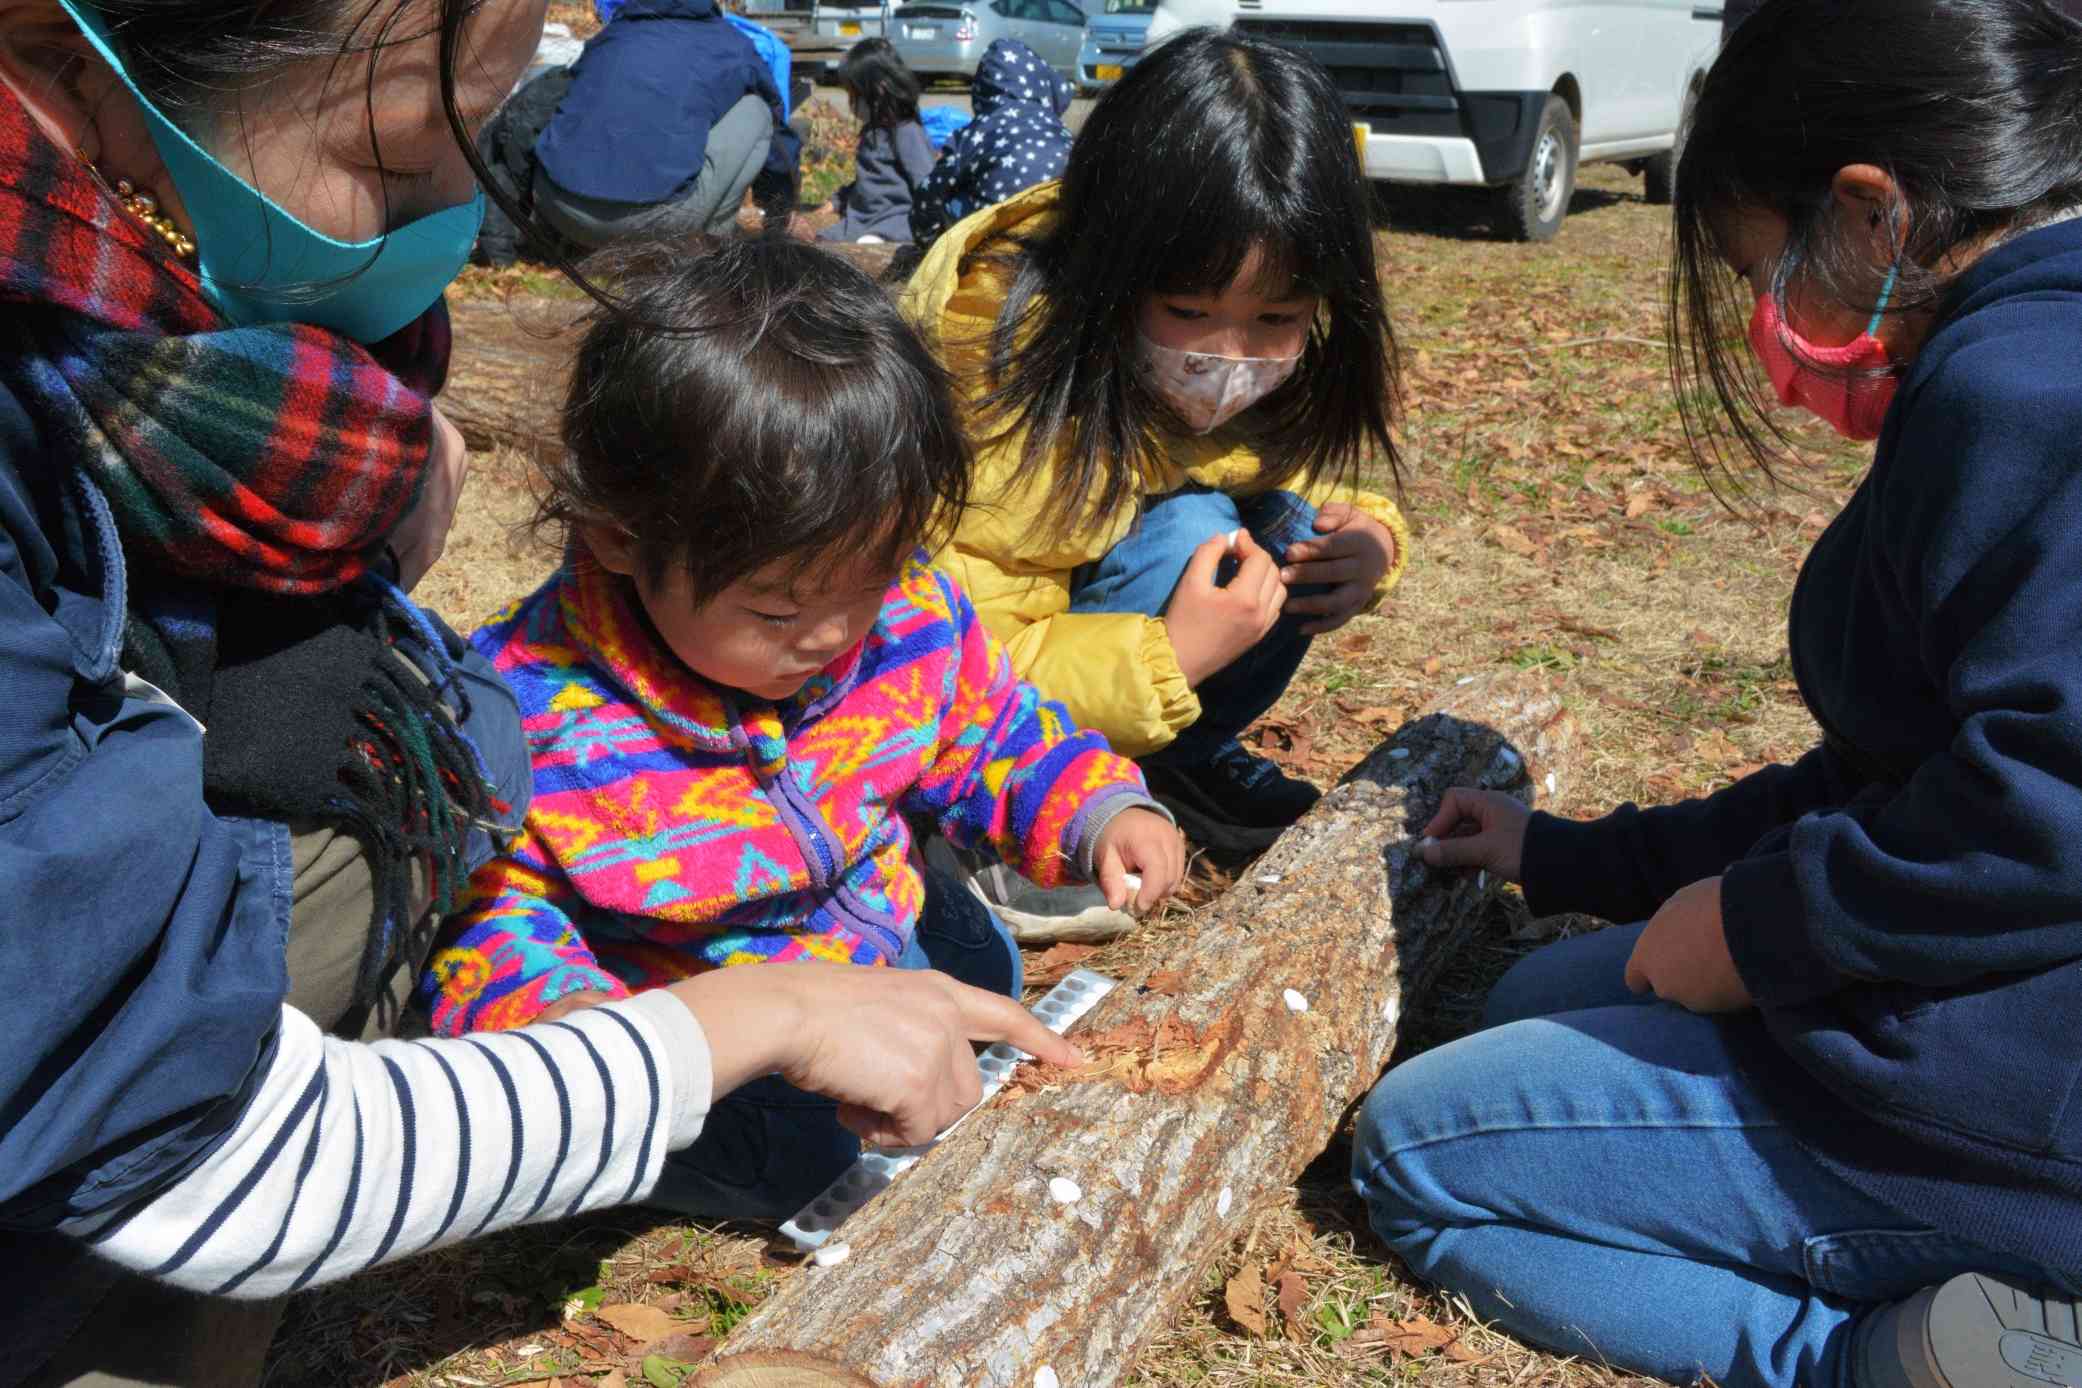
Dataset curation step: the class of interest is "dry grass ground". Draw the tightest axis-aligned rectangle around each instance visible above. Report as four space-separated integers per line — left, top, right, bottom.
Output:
261 163 1868 1387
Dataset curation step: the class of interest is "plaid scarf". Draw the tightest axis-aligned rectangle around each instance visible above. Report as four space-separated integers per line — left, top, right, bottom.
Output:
0 86 508 1005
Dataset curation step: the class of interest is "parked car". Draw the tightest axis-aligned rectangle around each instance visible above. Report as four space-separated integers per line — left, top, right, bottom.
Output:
810 0 893 50
1076 0 1155 92
892 0 1087 79
1143 0 1719 240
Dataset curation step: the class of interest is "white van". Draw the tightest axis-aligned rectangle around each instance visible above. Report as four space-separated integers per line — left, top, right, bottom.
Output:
1147 0 1722 239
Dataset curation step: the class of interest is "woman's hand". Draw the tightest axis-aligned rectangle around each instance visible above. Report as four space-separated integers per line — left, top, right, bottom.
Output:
1092 807 1185 912
1164 530 1286 686
384 404 468 592
666 963 1081 1149
1623 877 1753 1013
1281 502 1398 636
1416 787 1531 882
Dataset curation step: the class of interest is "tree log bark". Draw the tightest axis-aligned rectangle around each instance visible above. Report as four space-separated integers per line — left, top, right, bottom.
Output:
692 673 1578 1388
440 298 585 465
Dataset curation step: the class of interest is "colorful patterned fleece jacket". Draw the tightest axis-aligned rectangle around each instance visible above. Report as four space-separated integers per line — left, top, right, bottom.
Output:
424 551 1151 1034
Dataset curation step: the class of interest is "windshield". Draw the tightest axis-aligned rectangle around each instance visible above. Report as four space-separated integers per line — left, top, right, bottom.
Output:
1101 0 1156 12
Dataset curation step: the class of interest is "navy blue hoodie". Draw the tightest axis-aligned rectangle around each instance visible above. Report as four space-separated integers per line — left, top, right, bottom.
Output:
909 40 1072 244
1521 216 2082 1283
535 0 800 206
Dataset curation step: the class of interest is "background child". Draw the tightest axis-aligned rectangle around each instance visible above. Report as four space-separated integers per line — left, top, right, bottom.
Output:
423 239 1182 1218
901 28 1408 925
909 39 1074 247
814 39 934 244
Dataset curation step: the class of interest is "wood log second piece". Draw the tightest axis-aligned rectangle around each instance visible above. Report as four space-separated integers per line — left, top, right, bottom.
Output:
693 674 1577 1388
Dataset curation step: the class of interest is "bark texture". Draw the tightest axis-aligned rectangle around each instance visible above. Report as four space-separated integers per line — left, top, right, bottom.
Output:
692 674 1579 1388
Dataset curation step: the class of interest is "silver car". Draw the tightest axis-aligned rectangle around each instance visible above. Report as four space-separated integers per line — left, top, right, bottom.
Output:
809 0 893 49
891 0 1087 81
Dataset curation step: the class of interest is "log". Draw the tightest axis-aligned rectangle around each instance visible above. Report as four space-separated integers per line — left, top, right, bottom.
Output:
441 297 585 464
691 672 1579 1388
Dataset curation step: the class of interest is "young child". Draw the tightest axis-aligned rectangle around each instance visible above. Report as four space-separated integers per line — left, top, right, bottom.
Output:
815 39 933 244
422 239 1182 1218
909 39 1073 246
901 29 1407 910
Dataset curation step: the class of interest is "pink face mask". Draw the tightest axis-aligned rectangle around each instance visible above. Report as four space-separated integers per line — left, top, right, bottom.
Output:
1136 334 1302 434
1747 266 1900 442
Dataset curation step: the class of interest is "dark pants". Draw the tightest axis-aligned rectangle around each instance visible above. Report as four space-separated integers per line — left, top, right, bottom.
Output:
643 867 1024 1220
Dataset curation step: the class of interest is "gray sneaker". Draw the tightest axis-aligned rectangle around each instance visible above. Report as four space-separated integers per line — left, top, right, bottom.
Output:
1856 1272 2082 1388
921 835 1135 943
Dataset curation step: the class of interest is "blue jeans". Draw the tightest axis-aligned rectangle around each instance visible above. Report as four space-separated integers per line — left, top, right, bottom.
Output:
1068 485 1320 769
1351 924 2053 1388
645 867 1023 1220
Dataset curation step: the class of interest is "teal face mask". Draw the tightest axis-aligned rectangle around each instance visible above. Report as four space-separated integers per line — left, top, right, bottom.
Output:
58 0 483 342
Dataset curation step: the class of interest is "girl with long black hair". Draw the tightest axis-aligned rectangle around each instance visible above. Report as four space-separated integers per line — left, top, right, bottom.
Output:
816 37 933 244
1356 2 2082 1384
903 29 1408 908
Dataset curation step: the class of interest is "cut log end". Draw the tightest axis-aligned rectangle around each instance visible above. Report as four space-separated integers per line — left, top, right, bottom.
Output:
689 1350 881 1387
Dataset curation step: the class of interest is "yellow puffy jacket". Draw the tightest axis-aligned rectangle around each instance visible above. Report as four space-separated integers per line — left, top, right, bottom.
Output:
900 183 1410 759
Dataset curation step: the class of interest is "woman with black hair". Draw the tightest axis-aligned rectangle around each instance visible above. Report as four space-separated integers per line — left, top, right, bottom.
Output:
814 38 933 244
0 3 1069 1383
1354 2 2082 1385
903 29 1408 909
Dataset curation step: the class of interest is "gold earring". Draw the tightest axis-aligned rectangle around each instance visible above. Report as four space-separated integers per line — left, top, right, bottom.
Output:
75 148 196 260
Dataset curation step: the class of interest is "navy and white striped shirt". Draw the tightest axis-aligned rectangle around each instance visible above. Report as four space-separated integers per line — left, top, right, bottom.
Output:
60 991 710 1295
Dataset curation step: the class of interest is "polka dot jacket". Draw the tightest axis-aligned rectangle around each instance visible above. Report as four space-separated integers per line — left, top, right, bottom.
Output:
910 38 1074 245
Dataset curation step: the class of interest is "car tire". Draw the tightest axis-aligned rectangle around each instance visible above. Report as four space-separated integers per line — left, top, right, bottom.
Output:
1643 81 1695 206
1500 94 1577 242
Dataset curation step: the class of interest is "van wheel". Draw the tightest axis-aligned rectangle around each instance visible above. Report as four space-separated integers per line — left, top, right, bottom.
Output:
1501 95 1576 242
1643 84 1694 206
1643 151 1676 205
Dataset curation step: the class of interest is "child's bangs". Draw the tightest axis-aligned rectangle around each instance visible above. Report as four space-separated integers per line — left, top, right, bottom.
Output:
1144 198 1318 302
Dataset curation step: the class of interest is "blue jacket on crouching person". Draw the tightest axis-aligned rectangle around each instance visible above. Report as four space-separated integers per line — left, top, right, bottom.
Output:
536 0 802 208
1519 214 2082 1285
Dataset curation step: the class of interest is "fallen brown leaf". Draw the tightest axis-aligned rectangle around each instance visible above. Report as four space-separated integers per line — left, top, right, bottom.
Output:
1142 968 1186 995
1224 1263 1268 1337
1491 523 1539 558
1371 1312 1461 1359
595 1302 680 1344
1275 1270 1310 1341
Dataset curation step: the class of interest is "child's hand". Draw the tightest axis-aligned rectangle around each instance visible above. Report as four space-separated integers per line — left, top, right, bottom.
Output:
1281 503 1399 635
1624 877 1752 1013
1164 530 1287 686
532 989 618 1026
1416 787 1530 882
1093 808 1185 912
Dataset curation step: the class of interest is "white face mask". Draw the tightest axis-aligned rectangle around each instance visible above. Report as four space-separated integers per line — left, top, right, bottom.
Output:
1135 334 1302 434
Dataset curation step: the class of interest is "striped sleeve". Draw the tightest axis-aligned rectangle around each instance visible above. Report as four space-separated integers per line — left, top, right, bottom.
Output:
56 990 710 1298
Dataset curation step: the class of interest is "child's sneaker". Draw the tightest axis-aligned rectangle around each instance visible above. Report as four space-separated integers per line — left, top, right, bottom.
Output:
921 836 1135 943
1855 1271 2082 1388
1141 739 1320 862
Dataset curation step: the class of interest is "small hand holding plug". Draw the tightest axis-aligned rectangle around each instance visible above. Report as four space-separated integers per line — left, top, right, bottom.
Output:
1093 807 1185 913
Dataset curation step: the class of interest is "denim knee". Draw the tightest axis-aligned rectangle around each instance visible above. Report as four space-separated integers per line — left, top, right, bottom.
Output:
1236 489 1319 565
1479 922 1651 1031
1350 1060 1456 1244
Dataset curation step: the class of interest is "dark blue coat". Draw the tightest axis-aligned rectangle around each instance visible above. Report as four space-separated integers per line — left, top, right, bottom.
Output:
0 375 526 1237
1521 216 2082 1282
910 39 1072 244
535 0 801 206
